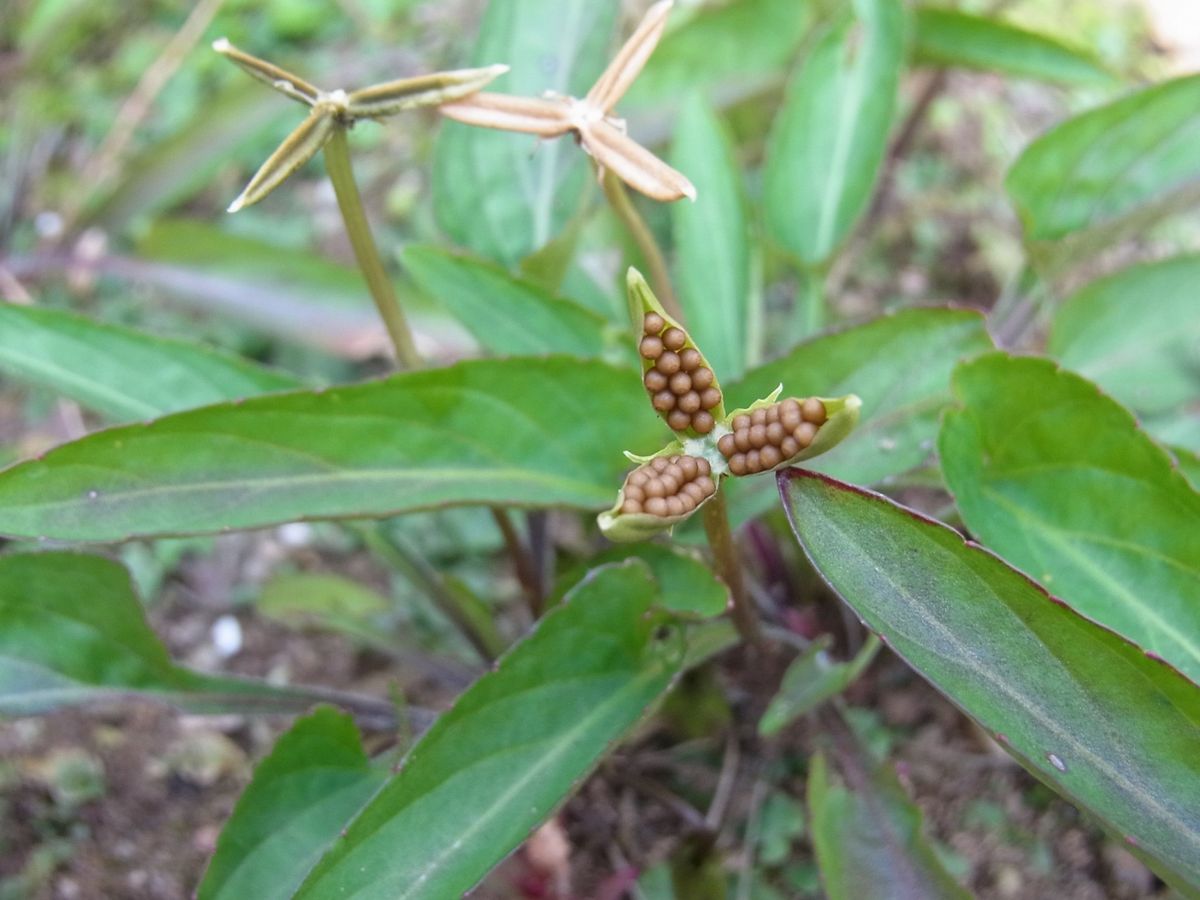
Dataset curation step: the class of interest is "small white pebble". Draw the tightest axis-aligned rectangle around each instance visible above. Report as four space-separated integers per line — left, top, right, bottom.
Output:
211 615 243 659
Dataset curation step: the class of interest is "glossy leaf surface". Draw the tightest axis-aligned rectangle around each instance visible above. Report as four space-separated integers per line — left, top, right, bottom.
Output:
940 353 1200 682
0 358 664 542
295 562 683 899
764 0 905 267
0 304 300 421
780 469 1200 892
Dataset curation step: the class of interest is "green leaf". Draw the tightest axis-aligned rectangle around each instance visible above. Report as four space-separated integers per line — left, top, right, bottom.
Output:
912 8 1113 86
551 543 729 619
780 469 1200 892
432 0 618 265
1048 256 1200 417
808 751 969 900
624 0 815 110
401 245 615 359
0 552 302 715
258 573 393 649
0 357 664 542
722 308 992 524
759 635 880 736
294 561 684 899
1006 74 1200 243
764 0 906 268
1174 446 1200 492
0 304 300 421
198 708 387 900
670 94 751 381
939 353 1200 683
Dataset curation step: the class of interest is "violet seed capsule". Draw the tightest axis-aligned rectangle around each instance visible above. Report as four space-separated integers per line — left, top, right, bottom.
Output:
669 372 692 395
656 351 682 375
643 312 665 335
667 409 691 431
639 335 664 359
644 369 668 392
692 411 715 434
679 348 702 371
678 391 702 413
662 327 687 351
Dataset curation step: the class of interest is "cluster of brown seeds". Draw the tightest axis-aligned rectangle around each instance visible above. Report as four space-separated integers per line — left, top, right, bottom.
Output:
717 397 827 476
639 312 721 434
621 455 717 517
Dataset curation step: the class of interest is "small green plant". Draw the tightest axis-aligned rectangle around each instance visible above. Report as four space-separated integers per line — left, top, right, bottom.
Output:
1 0 1199 898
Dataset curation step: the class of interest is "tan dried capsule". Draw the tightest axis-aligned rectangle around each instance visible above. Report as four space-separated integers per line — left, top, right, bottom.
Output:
760 445 782 469
669 372 692 395
729 453 747 475
717 433 737 458
644 369 668 392
667 409 691 431
623 499 643 514
662 327 687 351
639 335 663 359
802 397 827 425
794 421 817 448
692 367 714 390
766 422 786 445
643 312 665 335
749 424 768 449
657 351 682 375
678 391 702 413
652 390 676 412
692 411 715 434
700 387 722 410
645 496 668 516
679 348 702 371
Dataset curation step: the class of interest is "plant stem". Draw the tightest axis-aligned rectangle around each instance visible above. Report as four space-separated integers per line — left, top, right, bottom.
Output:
323 127 422 369
701 489 763 646
490 508 544 619
601 169 684 323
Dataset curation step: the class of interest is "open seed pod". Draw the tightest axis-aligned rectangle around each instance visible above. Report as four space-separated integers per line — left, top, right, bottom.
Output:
598 452 720 542
716 388 861 476
628 269 726 437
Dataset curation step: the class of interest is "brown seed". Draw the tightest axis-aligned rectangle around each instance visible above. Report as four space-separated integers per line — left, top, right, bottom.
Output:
749 424 768 449
746 449 761 473
732 413 750 431
734 429 752 452
644 478 665 498
802 397 827 425
766 422 786 446
692 411 715 434
679 493 696 512
751 408 768 426
656 351 681 375
679 457 699 480
729 453 747 475
652 390 676 412
628 469 648 487
766 404 780 424
667 409 691 431
781 436 799 458
678 391 702 413
660 474 680 495
794 421 818 448
646 496 668 517
780 398 802 419
643 312 665 335
669 372 692 395
692 367 714 389
699 387 722 410
696 475 716 496
760 446 782 469
781 406 802 431
625 484 645 502
662 327 687 351
683 482 706 503
665 496 685 516
644 369 668 392
622 499 643 514
717 434 737 458
639 335 663 359
652 457 671 472
679 348 702 371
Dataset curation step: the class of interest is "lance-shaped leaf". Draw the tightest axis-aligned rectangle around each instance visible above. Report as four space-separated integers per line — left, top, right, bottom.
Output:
759 635 881 736
292 561 684 899
779 469 1200 892
0 357 664 542
227 107 336 212
939 354 1200 683
808 751 970 900
345 64 509 119
212 38 321 104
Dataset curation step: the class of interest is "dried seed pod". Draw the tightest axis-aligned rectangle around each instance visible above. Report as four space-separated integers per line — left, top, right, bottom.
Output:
716 394 859 476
